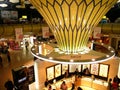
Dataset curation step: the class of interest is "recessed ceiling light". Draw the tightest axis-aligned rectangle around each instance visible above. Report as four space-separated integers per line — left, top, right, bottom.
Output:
16 5 25 8
0 4 8 7
16 5 21 8
49 57 53 60
30 6 35 9
117 0 120 3
24 0 31 4
9 0 19 3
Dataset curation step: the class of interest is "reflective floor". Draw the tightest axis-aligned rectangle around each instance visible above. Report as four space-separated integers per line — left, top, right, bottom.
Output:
0 46 34 90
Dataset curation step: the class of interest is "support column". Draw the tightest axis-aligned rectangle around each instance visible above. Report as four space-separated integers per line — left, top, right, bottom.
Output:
34 60 40 90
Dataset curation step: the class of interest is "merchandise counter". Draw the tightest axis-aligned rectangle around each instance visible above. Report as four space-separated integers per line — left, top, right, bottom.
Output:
81 77 108 90
43 76 108 90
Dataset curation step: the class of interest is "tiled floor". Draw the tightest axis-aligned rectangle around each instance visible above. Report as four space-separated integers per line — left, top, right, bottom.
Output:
0 46 34 90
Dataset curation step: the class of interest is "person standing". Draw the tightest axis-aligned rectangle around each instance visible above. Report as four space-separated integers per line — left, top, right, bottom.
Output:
0 54 3 67
71 83 75 90
60 81 68 90
74 68 79 75
48 85 52 90
4 79 14 90
64 70 69 78
77 87 83 90
112 78 119 90
7 51 11 63
108 78 112 90
44 78 49 87
25 41 29 51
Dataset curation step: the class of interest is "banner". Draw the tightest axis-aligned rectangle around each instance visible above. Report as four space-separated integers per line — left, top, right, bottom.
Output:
1 10 18 19
15 28 23 42
42 27 49 38
93 27 101 39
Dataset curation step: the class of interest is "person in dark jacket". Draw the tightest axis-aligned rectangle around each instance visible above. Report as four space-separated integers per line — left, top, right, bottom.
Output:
4 79 14 90
7 51 11 63
0 54 3 67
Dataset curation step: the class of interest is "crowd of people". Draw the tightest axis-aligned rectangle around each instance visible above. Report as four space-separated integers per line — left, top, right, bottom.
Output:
45 80 83 90
44 67 120 90
108 75 120 90
44 68 85 90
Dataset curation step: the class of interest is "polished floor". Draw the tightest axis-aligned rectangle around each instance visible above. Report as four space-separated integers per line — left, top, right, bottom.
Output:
0 46 34 90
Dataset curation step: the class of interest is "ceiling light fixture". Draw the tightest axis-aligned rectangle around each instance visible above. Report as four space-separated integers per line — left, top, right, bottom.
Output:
30 0 117 64
24 0 30 4
9 0 19 3
0 4 8 7
30 6 35 9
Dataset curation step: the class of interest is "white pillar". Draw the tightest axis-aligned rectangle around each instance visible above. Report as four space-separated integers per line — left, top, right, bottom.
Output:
118 62 120 78
34 60 40 90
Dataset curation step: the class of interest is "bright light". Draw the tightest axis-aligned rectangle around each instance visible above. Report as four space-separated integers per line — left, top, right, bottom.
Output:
22 15 27 19
9 0 19 3
0 4 8 7
117 0 120 3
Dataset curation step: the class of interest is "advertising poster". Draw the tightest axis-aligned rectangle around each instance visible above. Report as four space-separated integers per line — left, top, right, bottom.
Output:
1 10 18 19
42 27 49 38
93 27 101 39
46 66 54 80
11 11 18 19
91 64 99 75
62 64 68 75
55 64 61 78
99 64 109 77
1 11 11 19
15 28 23 42
69 64 81 73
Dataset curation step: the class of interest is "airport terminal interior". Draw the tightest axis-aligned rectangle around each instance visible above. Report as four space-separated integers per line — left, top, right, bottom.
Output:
0 0 120 90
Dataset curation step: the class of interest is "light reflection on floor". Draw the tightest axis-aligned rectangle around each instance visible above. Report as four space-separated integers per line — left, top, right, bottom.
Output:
80 86 95 90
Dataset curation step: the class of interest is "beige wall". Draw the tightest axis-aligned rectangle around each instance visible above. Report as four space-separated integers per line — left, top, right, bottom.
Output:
103 58 119 80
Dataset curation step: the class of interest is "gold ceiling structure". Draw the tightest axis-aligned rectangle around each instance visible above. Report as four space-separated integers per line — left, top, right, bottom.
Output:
30 0 117 64
30 0 117 53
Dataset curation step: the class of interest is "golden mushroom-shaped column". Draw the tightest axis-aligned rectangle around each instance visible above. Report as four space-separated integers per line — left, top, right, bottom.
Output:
30 0 117 53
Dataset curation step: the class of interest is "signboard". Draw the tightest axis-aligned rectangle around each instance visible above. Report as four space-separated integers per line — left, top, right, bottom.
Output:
62 64 68 75
42 27 49 38
11 11 18 19
15 28 23 42
93 27 101 39
99 64 109 77
1 10 18 19
91 63 99 75
55 64 61 78
1 11 11 19
46 66 54 80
